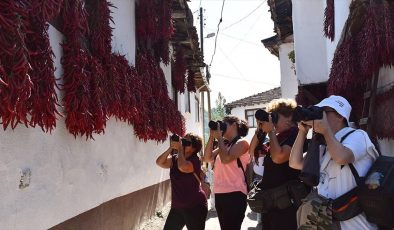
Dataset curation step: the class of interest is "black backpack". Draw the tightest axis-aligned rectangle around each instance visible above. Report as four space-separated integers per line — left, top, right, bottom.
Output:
357 155 394 228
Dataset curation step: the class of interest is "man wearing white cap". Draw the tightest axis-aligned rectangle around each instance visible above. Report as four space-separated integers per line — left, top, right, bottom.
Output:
289 95 378 230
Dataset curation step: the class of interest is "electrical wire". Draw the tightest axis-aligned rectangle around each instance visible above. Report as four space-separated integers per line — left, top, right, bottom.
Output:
211 72 279 86
216 44 275 89
209 0 226 67
222 0 267 31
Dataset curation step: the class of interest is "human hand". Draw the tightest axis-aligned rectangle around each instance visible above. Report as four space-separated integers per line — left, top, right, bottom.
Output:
170 139 182 150
211 124 222 139
261 115 275 133
302 112 330 135
298 122 311 134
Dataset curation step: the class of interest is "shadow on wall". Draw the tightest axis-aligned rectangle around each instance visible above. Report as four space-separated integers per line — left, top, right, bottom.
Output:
50 180 171 230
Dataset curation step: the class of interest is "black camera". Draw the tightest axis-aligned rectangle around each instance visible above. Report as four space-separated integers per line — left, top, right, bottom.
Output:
293 106 323 122
255 109 279 124
170 134 192 146
208 120 227 133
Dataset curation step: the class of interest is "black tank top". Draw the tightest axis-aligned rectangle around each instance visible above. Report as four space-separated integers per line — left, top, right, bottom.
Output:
259 127 301 190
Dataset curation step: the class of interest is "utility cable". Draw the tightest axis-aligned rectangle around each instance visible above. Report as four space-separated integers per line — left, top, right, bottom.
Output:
222 0 267 31
209 0 226 67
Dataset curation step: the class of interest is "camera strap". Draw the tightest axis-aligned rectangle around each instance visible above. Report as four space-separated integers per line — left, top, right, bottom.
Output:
212 136 241 170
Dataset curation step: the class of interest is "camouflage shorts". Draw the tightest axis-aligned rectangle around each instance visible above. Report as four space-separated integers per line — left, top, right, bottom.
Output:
297 191 341 230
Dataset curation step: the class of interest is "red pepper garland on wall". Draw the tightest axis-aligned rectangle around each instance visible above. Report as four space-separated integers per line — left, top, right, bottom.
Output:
187 68 196 92
135 0 186 140
172 45 187 93
26 0 63 132
0 0 186 141
61 0 97 138
327 0 394 136
324 0 335 41
0 1 33 130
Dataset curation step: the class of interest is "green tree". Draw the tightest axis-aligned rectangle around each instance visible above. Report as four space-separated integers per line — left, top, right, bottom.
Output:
212 92 227 121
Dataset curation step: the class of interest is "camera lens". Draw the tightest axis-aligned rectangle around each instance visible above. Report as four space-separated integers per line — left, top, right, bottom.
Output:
170 134 179 142
181 139 192 146
255 109 269 122
208 120 227 133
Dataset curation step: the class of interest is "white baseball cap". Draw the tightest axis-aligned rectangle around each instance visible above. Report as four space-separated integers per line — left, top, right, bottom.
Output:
315 95 352 124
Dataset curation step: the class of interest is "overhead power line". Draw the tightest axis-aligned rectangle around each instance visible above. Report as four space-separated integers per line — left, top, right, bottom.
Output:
222 0 267 31
209 0 226 67
211 72 279 86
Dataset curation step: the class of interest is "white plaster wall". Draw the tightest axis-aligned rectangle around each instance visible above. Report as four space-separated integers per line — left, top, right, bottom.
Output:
0 0 203 229
377 66 394 156
179 91 203 137
230 104 266 142
292 0 329 85
279 43 298 99
325 0 352 75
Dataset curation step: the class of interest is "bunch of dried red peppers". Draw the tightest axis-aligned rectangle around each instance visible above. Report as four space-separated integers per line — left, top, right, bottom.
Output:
0 0 187 141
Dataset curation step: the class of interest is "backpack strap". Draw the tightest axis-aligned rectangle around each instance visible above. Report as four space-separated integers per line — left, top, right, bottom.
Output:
338 129 364 186
237 157 250 191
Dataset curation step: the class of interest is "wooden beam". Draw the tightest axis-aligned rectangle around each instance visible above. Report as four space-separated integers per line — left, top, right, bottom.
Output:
172 11 186 19
178 0 185 9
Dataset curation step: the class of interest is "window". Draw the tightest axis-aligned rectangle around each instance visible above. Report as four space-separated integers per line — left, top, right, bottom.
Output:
245 109 259 128
195 96 200 122
185 91 191 113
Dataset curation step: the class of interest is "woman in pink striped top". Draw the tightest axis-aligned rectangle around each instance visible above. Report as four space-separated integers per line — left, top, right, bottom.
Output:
203 115 250 230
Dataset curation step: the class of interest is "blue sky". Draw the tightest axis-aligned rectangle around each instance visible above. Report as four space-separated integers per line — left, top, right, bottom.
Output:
188 0 281 104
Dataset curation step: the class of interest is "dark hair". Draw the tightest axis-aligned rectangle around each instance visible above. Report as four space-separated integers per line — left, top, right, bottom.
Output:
223 115 249 137
185 133 203 155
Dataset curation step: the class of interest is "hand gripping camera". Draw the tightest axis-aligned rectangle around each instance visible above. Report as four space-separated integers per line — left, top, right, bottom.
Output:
254 109 279 124
292 105 323 122
208 120 227 133
170 134 192 146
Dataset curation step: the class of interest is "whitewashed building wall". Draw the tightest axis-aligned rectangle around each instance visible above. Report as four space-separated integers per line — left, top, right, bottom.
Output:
0 0 203 229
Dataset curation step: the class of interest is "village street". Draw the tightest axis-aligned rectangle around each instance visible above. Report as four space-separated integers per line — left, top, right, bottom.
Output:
138 200 261 230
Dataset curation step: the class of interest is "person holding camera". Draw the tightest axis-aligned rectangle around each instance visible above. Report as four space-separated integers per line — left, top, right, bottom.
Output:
203 115 250 230
250 98 302 230
156 133 208 230
289 95 378 230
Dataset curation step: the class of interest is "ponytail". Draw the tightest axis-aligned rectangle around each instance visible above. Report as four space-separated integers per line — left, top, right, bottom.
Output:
238 120 249 137
223 115 249 137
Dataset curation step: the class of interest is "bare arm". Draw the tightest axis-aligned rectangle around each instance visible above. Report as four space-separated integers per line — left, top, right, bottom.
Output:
249 132 259 158
177 146 194 173
304 112 355 165
156 147 173 169
289 129 308 170
323 128 355 165
203 136 215 163
268 131 292 164
218 136 249 164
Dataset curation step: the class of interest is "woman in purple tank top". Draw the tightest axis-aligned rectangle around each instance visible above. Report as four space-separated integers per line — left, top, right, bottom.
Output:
156 133 208 230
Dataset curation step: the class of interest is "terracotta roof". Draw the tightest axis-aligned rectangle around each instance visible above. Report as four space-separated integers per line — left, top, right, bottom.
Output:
225 87 281 110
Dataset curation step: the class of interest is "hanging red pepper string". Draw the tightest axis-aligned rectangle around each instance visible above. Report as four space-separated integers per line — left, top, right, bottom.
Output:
26 0 63 133
324 0 335 41
328 1 394 125
0 0 33 130
328 1 394 95
187 68 196 92
30 0 64 22
172 45 187 93
61 0 95 139
87 56 106 134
